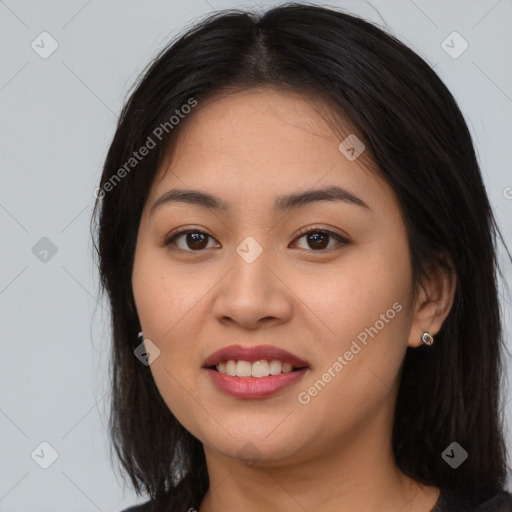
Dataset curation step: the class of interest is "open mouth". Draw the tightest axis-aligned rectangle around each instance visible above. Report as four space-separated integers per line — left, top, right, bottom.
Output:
208 359 308 378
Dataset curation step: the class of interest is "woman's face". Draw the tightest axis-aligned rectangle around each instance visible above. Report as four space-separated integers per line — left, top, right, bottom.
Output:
132 87 421 466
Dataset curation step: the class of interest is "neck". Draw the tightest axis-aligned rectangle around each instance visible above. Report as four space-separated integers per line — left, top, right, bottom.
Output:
198 405 439 512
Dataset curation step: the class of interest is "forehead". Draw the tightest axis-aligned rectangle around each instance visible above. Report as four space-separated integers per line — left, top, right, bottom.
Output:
159 87 349 168
148 88 396 217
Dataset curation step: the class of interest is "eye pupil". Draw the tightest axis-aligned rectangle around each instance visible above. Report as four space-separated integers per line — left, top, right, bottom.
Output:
187 232 208 250
307 232 329 250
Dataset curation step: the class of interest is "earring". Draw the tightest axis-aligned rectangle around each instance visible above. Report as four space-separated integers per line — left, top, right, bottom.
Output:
137 331 144 344
421 332 434 346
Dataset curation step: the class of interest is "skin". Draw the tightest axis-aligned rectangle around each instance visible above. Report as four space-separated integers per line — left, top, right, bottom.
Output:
131 87 456 512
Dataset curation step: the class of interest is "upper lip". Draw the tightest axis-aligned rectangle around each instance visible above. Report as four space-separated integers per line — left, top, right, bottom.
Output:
204 344 310 368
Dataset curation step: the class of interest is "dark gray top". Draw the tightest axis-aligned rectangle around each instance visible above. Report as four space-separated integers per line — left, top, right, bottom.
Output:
122 489 512 512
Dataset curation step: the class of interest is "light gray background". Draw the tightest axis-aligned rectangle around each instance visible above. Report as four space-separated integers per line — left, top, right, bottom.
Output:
1 0 511 510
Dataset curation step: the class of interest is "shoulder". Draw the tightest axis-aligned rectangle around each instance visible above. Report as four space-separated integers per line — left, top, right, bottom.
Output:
435 489 512 512
120 499 154 512
119 498 197 512
472 491 512 511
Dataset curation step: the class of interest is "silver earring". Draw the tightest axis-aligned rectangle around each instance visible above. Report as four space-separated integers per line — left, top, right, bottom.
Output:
137 331 144 344
421 332 434 346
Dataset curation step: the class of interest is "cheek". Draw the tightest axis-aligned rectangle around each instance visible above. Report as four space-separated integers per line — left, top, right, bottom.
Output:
296 237 413 394
149 357 211 440
132 242 205 345
298 239 412 341
294 290 411 445
132 247 207 429
131 241 214 411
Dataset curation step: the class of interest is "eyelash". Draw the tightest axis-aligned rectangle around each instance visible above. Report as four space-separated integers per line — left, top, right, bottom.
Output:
162 225 349 253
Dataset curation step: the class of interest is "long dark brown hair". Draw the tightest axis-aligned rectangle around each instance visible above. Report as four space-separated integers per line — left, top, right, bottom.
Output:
91 3 511 510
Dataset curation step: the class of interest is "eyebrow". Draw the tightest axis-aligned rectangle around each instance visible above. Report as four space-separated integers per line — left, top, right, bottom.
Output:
150 185 370 215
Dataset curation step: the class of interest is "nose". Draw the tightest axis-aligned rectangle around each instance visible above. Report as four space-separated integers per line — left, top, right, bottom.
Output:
211 244 293 330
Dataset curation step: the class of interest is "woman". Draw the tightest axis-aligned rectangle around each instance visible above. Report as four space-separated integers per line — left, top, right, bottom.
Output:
91 3 512 511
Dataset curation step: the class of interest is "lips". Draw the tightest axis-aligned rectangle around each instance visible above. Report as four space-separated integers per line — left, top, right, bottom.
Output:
203 344 310 369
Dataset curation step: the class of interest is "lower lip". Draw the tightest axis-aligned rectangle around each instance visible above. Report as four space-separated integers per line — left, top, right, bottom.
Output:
205 368 309 399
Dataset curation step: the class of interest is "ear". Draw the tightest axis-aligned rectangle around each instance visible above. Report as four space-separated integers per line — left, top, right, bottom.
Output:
408 257 457 348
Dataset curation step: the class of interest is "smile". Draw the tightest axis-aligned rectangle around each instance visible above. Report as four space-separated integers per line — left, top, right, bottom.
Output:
213 359 302 377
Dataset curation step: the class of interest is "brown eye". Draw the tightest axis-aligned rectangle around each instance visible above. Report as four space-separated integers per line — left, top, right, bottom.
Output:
306 232 329 250
163 227 349 253
293 228 349 251
164 230 218 251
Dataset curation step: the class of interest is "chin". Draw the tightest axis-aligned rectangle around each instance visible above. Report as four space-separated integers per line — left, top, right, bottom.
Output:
202 428 305 466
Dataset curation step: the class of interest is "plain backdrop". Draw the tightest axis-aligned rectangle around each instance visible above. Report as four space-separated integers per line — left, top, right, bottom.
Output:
1 0 511 510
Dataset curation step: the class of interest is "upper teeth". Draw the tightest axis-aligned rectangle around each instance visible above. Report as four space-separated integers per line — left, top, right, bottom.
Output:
216 359 294 377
